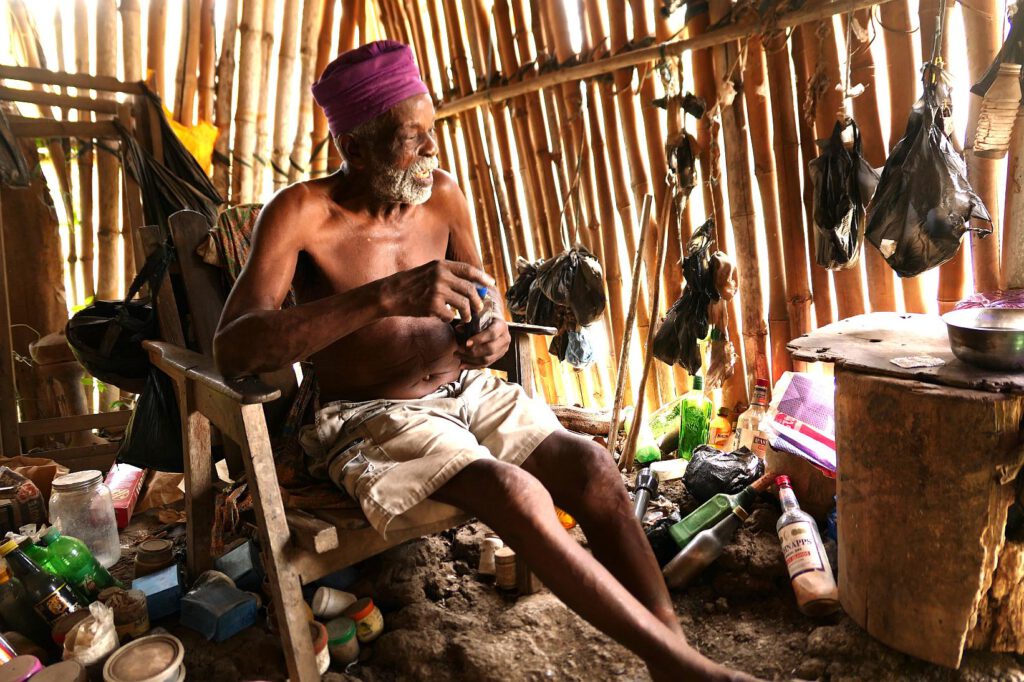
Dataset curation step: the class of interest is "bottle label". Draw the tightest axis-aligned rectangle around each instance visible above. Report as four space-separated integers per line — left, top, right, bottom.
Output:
779 521 825 579
737 428 769 457
33 584 79 624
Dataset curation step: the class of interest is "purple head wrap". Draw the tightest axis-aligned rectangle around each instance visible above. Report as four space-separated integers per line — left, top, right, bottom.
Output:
311 40 430 137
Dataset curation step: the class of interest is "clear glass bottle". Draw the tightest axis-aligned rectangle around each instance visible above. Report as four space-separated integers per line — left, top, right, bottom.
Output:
733 379 771 457
48 471 120 569
775 475 840 617
663 506 748 588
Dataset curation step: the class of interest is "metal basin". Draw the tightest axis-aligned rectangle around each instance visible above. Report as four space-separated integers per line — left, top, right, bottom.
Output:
943 308 1024 371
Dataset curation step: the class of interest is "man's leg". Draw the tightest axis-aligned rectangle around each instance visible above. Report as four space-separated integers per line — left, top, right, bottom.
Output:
430 459 751 682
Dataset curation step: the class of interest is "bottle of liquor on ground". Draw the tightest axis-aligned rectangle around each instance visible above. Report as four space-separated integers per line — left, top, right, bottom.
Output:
669 475 770 549
663 506 748 588
678 375 713 461
733 379 771 457
40 527 123 600
775 475 840 617
0 540 82 625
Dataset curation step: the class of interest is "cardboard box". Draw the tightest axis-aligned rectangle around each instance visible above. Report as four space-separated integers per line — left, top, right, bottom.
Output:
105 464 147 528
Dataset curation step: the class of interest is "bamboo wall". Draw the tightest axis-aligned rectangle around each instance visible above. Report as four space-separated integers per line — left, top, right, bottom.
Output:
0 0 1012 416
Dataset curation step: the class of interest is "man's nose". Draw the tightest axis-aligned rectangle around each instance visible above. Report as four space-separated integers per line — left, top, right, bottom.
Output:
421 132 438 157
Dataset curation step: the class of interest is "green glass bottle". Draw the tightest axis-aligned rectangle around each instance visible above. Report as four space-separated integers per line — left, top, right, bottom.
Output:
0 540 82 625
40 528 123 600
677 375 713 461
669 480 765 549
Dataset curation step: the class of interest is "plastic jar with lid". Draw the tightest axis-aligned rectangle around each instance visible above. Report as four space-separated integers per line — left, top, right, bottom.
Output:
48 471 121 568
342 597 384 643
326 616 360 665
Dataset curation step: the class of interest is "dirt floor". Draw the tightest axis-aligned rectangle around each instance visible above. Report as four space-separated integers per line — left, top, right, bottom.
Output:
122 476 1024 682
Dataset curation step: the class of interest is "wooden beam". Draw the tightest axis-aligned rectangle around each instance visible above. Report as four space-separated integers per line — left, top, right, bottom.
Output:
285 509 339 554
7 116 120 139
435 0 898 119
0 87 119 114
0 197 20 457
18 410 131 438
0 65 144 95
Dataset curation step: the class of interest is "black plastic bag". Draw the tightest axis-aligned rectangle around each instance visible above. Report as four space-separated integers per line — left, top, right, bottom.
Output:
809 120 879 270
534 247 606 327
653 218 717 373
866 74 992 277
506 257 542 322
117 367 184 472
683 445 764 503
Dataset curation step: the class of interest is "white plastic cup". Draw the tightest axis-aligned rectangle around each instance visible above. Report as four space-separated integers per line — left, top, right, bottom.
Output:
311 587 357 619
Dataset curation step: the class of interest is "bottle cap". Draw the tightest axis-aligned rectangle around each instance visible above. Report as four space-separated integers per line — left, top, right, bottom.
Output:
475 284 489 298
755 378 770 388
326 616 357 645
775 475 792 488
733 506 750 521
0 540 17 557
42 527 60 543
691 374 703 390
343 597 376 621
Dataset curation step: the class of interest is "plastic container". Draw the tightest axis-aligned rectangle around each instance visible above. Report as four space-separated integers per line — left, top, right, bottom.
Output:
0 656 43 681
312 586 356 619
310 621 329 675
326 616 359 665
102 634 184 682
49 471 121 568
494 547 516 590
342 597 384 643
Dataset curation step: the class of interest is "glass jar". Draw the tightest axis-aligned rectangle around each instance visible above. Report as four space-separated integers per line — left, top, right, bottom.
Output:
48 471 121 568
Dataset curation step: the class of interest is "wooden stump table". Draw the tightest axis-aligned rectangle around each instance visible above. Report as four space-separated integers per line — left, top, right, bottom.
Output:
788 312 1024 669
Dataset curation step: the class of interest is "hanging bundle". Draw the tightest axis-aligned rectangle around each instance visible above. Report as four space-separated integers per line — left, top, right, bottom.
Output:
865 66 992 277
809 119 879 270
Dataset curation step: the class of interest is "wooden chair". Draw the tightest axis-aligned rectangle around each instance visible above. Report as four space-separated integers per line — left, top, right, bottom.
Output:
144 209 553 681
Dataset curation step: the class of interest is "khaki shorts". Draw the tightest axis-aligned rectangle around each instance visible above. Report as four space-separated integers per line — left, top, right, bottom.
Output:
298 370 562 536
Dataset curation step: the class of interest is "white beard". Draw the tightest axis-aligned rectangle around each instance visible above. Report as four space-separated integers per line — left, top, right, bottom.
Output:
369 156 437 205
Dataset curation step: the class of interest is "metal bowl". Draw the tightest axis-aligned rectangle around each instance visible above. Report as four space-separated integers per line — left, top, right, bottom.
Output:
943 308 1024 371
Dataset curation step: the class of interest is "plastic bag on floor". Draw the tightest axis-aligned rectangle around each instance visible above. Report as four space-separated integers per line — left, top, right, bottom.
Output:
866 70 992 277
682 445 765 503
810 120 879 270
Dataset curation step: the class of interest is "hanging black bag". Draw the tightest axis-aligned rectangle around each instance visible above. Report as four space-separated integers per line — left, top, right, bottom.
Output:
117 366 183 472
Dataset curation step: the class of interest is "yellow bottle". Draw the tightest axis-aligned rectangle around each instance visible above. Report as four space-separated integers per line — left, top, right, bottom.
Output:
555 507 577 530
708 407 733 449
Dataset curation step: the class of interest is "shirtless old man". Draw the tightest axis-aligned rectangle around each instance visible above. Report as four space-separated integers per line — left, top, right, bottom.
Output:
214 41 755 682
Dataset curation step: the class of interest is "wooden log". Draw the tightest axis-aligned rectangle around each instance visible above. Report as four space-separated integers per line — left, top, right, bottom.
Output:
842 10 898 313
73 0 95 303
232 0 267 204
271 0 302 191
147 0 169 100
285 509 340 553
310 0 337 179
96 0 121 306
212 0 240 199
764 38 813 343
288 0 324 184
0 87 117 114
6 117 120 140
198 0 216 122
251 0 280 198
743 37 793 383
0 66 143 95
961 0 1004 293
968 540 1024 653
175 0 202 126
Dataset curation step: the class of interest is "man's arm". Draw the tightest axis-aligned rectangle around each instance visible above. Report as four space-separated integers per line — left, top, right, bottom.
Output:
214 184 493 377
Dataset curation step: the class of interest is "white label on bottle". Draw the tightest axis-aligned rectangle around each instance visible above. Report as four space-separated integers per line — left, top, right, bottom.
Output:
779 521 825 579
737 428 769 458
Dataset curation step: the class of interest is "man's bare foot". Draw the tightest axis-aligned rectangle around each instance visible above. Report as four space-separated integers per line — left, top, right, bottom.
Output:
648 652 765 682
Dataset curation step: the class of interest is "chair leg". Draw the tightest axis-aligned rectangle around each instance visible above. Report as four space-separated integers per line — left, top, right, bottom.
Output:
176 380 214 578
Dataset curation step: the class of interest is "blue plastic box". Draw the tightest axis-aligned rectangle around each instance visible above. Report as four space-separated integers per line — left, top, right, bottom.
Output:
180 582 258 642
132 564 183 622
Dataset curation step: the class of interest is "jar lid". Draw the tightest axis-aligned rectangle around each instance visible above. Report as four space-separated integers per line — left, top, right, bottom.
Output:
136 539 174 563
0 540 17 557
326 617 356 645
102 634 184 682
343 597 375 621
52 471 102 492
0 655 43 681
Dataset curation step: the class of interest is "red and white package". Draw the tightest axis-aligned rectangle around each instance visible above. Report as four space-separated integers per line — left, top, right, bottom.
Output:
105 464 147 528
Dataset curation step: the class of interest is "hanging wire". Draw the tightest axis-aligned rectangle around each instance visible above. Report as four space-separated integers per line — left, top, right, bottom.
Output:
930 0 950 65
872 3 919 34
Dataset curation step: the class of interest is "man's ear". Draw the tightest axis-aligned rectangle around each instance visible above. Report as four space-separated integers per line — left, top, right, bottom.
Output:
338 134 364 168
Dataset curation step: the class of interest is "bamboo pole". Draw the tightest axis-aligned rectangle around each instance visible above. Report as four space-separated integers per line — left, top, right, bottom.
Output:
961 0 1004 292
175 0 202 125
879 0 928 313
96 0 121 301
232 0 267 204
288 0 324 184
743 37 793 383
842 10 898 312
121 0 142 283
330 0 360 173
147 0 168 100
74 0 95 302
251 0 280 197
791 26 836 328
49 5 79 308
1004 115 1024 289
799 20 867 321
271 0 302 190
311 0 338 179
198 0 216 122
764 37 813 343
213 0 241 198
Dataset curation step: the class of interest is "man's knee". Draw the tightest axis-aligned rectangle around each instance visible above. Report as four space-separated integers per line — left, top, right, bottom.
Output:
469 459 554 522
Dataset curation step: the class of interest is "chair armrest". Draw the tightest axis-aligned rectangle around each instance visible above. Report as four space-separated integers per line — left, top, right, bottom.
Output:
508 322 557 336
143 340 282 405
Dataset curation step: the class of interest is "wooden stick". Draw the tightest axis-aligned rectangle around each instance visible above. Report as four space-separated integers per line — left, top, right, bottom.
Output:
96 0 121 301
271 0 301 190
74 0 95 302
288 0 324 183
310 0 337 179
120 0 143 284
252 0 280 197
213 0 240 199
0 65 143 95
232 0 267 204
198 0 216 122
609 195 653 461
175 0 202 125
147 0 168 100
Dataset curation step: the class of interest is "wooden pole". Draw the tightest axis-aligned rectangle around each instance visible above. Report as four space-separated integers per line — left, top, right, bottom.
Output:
879 0 928 313
213 0 241 199
961 0 1004 292
0 197 22 455
233 0 268 204
147 0 168 100
251 0 280 198
311 0 338 179
175 0 202 126
96 0 121 301
288 0 324 184
1004 115 1024 289
743 37 793 383
764 37 813 342
74 0 95 302
842 10 898 312
198 0 217 122
121 0 142 283
330 0 360 173
271 0 302 190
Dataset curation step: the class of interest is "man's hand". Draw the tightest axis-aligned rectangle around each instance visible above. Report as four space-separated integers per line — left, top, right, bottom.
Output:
455 316 511 369
377 259 494 323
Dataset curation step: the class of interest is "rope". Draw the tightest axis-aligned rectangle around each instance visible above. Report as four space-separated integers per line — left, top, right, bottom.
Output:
872 3 919 34
930 0 950 65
